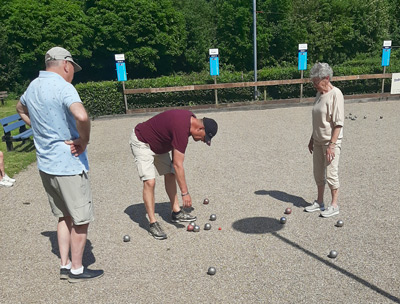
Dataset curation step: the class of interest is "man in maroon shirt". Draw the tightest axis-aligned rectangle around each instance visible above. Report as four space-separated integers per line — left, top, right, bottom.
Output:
129 109 218 239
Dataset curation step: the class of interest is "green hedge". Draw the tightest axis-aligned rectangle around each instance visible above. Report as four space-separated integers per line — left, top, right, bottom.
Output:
76 51 400 117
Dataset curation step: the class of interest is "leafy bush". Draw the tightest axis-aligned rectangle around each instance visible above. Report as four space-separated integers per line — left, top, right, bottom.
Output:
76 81 125 117
76 52 400 117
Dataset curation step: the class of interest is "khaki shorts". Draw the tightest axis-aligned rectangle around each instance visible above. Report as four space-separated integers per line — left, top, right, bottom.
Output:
39 171 94 225
313 142 341 189
129 130 175 181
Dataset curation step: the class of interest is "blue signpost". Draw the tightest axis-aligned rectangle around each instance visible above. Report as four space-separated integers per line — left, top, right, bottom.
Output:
115 54 128 112
298 44 307 101
209 48 219 76
298 44 308 71
209 49 219 104
115 54 127 81
381 41 392 93
381 40 392 67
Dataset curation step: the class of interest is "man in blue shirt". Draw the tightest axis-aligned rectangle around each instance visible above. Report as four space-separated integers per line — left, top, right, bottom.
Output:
16 47 103 283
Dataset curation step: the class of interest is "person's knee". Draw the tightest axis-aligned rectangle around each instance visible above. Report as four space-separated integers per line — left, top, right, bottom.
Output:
144 178 156 189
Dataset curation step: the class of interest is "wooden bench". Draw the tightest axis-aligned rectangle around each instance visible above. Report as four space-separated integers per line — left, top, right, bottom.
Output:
0 91 8 105
0 113 33 151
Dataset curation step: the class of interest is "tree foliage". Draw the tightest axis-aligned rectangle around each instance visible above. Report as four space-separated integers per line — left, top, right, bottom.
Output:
0 0 398 92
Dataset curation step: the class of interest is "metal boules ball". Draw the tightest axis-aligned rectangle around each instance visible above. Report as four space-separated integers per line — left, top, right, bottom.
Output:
203 198 210 204
187 224 194 231
210 214 217 221
208 267 216 275
280 217 287 224
123 235 130 242
284 207 292 214
335 220 344 227
328 250 338 258
190 221 196 226
204 223 211 230
193 225 200 232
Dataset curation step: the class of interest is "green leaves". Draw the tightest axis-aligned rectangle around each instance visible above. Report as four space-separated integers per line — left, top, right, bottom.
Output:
0 0 399 94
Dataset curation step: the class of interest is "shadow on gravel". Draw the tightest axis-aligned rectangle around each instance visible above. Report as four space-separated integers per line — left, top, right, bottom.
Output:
124 202 187 230
41 231 96 267
232 217 399 303
272 232 400 304
232 217 283 234
255 190 309 208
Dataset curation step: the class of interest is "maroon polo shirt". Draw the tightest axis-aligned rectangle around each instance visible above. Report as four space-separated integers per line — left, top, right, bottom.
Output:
135 109 195 154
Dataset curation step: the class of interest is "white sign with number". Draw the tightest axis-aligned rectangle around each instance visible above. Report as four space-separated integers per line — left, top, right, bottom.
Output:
391 73 400 94
115 54 125 61
383 40 392 47
298 43 307 51
209 49 219 56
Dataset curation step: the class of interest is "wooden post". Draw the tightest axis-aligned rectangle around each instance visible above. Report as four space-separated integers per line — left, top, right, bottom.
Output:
300 70 304 102
214 76 218 105
122 82 128 113
381 66 386 95
263 88 266 101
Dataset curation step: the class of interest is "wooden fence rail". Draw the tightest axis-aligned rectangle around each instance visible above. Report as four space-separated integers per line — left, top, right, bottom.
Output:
123 73 398 113
124 73 393 95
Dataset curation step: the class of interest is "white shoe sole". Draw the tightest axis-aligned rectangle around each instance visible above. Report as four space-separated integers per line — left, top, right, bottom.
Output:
321 210 339 218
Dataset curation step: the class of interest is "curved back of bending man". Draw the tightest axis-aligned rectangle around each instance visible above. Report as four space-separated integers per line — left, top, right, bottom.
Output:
129 109 218 240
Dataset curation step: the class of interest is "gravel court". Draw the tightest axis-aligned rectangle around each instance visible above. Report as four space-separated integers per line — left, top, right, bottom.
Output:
0 98 399 303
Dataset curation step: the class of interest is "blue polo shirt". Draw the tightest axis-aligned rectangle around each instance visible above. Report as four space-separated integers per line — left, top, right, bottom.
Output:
20 71 89 175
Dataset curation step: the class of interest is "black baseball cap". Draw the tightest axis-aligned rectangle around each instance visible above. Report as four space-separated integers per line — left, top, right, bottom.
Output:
203 117 218 146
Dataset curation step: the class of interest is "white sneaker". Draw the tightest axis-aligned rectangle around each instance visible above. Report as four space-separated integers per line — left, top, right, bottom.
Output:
304 201 325 212
320 205 340 218
0 179 13 187
3 174 15 183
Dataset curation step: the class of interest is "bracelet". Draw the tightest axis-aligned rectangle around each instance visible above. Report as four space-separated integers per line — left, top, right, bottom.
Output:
181 192 189 197
329 141 336 146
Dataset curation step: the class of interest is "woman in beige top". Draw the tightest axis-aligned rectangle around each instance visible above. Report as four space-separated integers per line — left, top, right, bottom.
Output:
304 63 344 218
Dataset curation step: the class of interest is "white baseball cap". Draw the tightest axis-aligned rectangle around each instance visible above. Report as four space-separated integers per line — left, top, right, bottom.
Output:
45 46 82 73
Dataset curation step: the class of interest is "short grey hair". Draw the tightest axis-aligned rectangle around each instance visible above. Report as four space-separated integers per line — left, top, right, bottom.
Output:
45 60 63 69
310 62 333 81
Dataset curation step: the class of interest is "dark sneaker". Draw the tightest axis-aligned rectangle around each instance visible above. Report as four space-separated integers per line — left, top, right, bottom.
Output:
149 222 167 240
60 268 70 280
68 268 104 283
171 210 197 223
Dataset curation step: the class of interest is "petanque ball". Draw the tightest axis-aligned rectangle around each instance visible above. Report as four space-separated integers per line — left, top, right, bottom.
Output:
285 207 292 214
203 198 210 204
204 223 211 230
208 267 216 275
187 224 194 231
280 217 287 224
335 220 344 227
193 225 200 232
190 221 196 226
123 235 130 242
210 214 217 221
328 250 338 258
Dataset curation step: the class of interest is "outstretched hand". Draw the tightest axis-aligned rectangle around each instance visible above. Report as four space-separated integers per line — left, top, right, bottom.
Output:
65 138 87 157
182 194 192 208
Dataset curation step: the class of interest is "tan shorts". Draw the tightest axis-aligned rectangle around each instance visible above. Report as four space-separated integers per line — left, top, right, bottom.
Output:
313 142 341 189
39 171 94 225
129 130 175 181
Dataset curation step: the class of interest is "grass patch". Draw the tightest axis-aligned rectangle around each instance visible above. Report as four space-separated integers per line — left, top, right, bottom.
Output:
0 99 36 178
